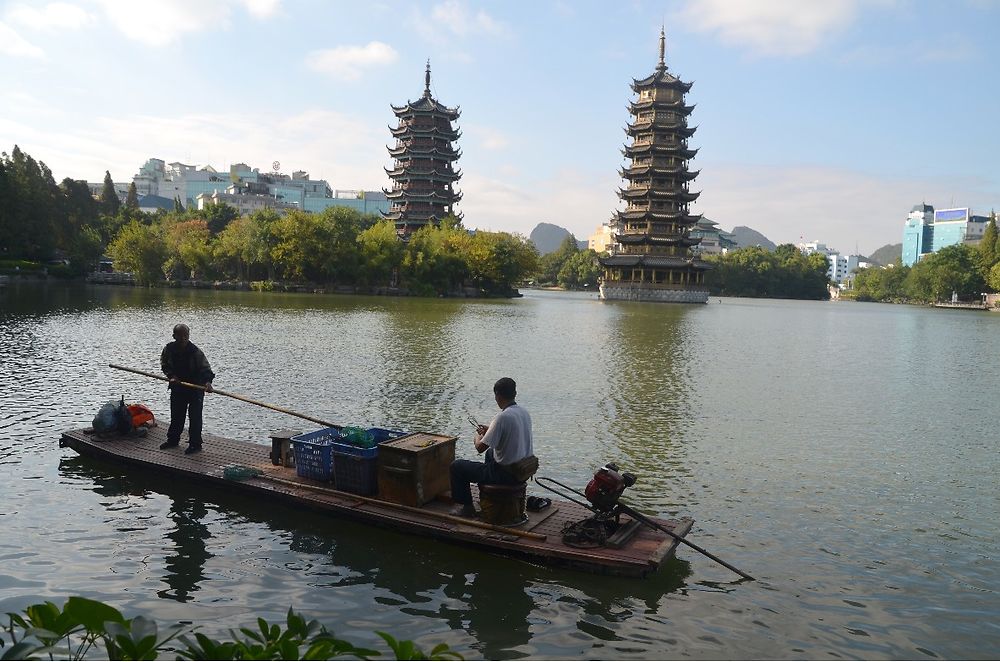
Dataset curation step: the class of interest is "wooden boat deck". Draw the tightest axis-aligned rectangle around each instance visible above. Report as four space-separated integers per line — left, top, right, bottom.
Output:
60 426 692 577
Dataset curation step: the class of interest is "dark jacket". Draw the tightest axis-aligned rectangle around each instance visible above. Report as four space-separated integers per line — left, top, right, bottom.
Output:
161 341 214 388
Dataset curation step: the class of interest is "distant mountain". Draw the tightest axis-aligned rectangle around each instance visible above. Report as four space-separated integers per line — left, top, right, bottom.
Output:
730 226 777 251
529 222 586 254
868 243 902 267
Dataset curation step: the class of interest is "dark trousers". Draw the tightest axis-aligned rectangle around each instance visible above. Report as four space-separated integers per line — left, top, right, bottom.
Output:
450 449 521 506
167 387 204 447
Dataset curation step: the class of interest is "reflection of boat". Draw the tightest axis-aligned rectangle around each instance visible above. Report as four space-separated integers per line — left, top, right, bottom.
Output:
60 426 692 577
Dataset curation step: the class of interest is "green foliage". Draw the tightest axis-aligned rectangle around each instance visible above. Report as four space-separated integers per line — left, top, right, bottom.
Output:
100 171 121 217
903 243 984 302
358 220 405 287
163 218 212 280
1 598 463 661
978 215 997 275
107 220 167 286
851 264 910 302
535 235 580 285
704 244 830 299
198 202 240 235
556 249 601 289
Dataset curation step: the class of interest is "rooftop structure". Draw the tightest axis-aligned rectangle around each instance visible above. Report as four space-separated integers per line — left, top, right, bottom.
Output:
383 61 463 237
902 204 989 266
599 29 710 304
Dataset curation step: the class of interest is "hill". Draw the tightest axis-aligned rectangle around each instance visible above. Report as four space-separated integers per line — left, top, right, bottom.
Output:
868 243 902 266
529 223 586 254
730 226 777 251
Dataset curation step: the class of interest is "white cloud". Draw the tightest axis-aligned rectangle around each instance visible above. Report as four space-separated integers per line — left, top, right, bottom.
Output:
0 21 44 57
460 169 618 241
430 0 508 37
464 124 510 151
676 0 861 56
5 2 95 30
93 0 230 46
241 0 281 18
306 42 399 81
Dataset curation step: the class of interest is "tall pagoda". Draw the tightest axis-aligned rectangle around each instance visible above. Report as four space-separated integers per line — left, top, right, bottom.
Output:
383 61 463 237
599 29 710 303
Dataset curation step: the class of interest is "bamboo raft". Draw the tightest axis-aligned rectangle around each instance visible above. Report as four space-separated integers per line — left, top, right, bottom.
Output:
59 425 692 577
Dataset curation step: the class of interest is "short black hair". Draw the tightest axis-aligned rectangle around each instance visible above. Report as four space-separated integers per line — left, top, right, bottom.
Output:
493 377 516 400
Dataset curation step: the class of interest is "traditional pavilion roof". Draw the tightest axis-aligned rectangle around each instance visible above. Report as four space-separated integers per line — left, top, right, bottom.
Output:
625 120 695 137
599 254 711 271
390 62 460 120
622 143 698 159
617 209 702 223
384 165 462 181
615 232 701 247
628 99 696 115
389 124 461 140
384 188 462 202
381 209 463 222
620 165 699 180
387 144 461 159
619 187 700 202
630 28 693 92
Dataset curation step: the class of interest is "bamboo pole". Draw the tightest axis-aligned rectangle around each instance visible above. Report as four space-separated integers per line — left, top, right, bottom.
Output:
109 364 340 430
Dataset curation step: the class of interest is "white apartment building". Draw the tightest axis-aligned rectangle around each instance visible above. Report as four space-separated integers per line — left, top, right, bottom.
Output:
798 241 869 284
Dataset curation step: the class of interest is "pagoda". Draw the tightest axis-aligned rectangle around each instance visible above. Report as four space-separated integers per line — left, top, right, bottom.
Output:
383 61 463 237
599 29 710 303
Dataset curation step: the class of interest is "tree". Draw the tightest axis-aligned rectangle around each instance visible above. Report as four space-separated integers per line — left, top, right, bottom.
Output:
106 220 167 285
163 218 211 280
979 214 998 281
199 201 239 235
904 244 984 302
557 249 601 289
536 235 579 284
59 178 99 249
124 182 139 212
358 219 404 287
100 171 120 217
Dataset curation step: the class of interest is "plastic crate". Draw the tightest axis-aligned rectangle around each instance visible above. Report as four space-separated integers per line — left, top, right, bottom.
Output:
291 427 342 481
332 427 408 459
332 451 378 495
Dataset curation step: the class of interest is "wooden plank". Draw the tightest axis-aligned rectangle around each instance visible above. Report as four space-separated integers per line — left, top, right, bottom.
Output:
59 427 692 577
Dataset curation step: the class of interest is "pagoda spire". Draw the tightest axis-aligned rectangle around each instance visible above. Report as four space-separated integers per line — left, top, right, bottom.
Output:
424 59 431 98
657 26 666 70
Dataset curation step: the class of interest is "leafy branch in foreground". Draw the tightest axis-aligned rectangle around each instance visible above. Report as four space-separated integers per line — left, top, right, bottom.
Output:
1 597 463 661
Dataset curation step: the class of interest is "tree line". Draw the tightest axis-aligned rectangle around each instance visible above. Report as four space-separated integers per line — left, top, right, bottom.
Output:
851 214 1000 303
0 145 537 296
703 244 832 299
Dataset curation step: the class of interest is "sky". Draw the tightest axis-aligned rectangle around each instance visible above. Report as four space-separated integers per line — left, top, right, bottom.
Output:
1 0 998 256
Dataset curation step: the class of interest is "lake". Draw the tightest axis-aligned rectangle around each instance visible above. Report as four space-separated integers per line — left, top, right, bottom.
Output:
1 282 997 659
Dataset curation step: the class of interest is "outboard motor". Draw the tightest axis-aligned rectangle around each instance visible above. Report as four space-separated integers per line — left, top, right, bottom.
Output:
584 462 637 513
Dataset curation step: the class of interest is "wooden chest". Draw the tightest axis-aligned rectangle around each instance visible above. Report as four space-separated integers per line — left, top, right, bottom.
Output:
377 433 457 506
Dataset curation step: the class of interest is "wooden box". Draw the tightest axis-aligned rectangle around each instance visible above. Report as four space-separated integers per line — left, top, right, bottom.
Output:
377 433 457 506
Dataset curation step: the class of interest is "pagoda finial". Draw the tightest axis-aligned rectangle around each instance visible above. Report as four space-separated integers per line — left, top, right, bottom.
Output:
658 26 666 70
424 59 431 97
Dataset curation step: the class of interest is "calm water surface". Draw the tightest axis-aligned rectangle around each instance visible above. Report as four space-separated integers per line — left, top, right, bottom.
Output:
0 283 997 659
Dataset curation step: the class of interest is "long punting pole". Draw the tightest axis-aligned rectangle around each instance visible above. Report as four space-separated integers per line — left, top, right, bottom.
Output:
109 364 340 430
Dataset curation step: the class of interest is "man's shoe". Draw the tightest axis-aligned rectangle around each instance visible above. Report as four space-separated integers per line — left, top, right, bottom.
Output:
159 441 179 450
183 445 202 455
448 503 476 518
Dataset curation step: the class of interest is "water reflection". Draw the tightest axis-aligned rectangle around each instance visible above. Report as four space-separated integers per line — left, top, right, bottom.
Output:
158 497 213 602
601 302 695 510
57 451 690 656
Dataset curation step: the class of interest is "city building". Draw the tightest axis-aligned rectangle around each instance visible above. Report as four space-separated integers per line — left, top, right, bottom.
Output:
901 204 989 267
691 217 736 255
599 29 710 303
114 157 389 217
797 241 870 284
587 224 615 253
383 61 463 237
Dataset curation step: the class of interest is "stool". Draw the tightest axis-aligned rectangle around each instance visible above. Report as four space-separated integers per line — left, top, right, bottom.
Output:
478 482 528 526
269 430 300 467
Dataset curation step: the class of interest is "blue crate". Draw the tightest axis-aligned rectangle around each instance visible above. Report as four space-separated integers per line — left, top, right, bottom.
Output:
332 427 407 459
291 427 342 481
332 451 378 495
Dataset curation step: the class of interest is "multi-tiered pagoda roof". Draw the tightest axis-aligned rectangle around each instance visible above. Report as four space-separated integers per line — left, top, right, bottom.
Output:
598 28 711 304
383 62 462 236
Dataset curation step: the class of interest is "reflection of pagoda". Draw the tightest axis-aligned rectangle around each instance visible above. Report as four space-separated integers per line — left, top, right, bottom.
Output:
383 61 463 237
599 29 710 303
